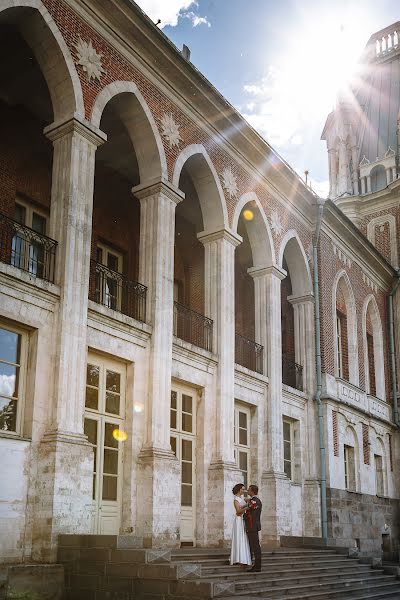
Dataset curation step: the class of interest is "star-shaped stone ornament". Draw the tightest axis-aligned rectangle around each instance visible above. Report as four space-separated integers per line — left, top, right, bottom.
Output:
270 209 283 236
75 37 106 82
161 113 182 148
221 167 238 199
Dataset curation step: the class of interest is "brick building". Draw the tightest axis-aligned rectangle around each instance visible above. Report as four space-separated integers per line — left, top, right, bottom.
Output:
0 0 399 566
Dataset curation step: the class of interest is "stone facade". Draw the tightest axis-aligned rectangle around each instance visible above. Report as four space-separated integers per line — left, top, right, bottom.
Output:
0 1 399 564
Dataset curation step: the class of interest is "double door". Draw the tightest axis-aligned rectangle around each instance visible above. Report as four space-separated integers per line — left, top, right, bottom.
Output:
170 385 196 544
84 354 126 534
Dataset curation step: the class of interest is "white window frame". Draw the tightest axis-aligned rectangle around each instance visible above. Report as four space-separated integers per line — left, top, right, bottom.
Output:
283 418 294 481
12 198 48 277
0 322 28 437
234 403 251 488
374 454 384 496
15 197 48 233
96 243 124 312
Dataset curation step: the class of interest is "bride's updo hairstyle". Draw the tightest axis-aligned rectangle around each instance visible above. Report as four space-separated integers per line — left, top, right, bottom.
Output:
232 483 244 495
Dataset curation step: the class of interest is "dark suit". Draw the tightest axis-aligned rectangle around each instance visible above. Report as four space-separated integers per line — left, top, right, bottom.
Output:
244 496 262 570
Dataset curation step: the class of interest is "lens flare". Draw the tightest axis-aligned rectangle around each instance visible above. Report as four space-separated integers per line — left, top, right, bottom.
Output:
243 209 254 221
112 428 128 442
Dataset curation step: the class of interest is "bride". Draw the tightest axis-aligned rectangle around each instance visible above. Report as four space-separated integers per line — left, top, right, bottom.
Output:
229 483 252 566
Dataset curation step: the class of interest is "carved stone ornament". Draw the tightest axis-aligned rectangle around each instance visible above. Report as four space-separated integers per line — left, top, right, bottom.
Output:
385 146 395 158
221 167 238 198
161 113 182 148
359 155 370 167
270 209 283 236
74 37 106 82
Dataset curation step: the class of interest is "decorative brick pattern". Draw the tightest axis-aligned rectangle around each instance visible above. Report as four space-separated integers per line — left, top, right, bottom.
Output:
332 410 339 457
388 434 393 472
362 423 370 465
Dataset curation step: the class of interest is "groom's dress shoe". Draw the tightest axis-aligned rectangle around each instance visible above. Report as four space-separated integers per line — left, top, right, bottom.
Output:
247 566 261 572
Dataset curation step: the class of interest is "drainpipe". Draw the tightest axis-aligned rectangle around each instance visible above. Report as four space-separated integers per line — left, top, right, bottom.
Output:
388 270 400 426
313 198 328 542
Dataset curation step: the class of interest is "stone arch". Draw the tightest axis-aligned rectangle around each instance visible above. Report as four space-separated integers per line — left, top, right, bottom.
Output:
362 295 385 400
374 436 387 496
0 0 84 121
232 192 275 267
91 81 168 182
172 144 228 231
332 270 359 386
370 164 387 192
278 230 312 296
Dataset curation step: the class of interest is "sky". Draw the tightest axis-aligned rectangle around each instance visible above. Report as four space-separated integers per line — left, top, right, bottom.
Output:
135 1 400 197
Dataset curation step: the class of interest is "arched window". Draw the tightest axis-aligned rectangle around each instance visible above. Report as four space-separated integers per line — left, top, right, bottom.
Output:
374 438 387 496
370 165 386 193
333 273 359 385
343 426 359 492
363 297 385 400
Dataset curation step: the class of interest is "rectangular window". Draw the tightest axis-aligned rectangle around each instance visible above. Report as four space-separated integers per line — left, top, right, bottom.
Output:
234 404 251 488
367 333 376 396
12 200 48 278
344 445 356 491
0 324 26 435
336 311 349 380
375 454 384 496
96 244 123 311
283 419 293 480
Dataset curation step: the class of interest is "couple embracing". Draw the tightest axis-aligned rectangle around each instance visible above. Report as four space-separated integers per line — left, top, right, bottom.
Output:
230 483 262 572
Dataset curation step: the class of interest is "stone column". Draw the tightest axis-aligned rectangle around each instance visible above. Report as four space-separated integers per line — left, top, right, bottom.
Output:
328 148 338 199
351 145 360 195
133 178 184 548
338 139 349 196
34 117 106 561
288 294 321 536
198 229 242 545
248 267 269 376
259 266 291 544
367 174 372 193
361 177 366 195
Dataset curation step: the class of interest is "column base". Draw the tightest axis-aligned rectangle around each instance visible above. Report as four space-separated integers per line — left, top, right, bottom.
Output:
137 447 180 548
33 431 94 562
260 470 291 544
207 460 243 547
303 479 322 538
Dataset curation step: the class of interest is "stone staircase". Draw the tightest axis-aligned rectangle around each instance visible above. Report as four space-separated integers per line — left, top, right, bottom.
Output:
58 535 400 600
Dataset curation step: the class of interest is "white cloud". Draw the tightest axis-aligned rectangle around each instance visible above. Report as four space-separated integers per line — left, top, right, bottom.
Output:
135 1 210 28
0 374 15 397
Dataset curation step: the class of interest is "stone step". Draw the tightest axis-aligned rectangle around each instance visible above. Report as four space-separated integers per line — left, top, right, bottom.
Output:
170 552 345 564
199 558 366 575
216 569 385 587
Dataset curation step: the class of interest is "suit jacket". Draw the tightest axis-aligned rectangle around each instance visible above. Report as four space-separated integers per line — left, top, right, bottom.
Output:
244 496 262 532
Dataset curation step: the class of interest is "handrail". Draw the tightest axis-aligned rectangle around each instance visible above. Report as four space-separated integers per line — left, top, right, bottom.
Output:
173 301 213 352
282 353 303 391
235 332 264 374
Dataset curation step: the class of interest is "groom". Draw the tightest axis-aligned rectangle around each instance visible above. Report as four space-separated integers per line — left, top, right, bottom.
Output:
244 484 262 572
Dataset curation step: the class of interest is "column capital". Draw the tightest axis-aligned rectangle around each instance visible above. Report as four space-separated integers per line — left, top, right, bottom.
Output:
44 116 107 147
197 228 242 247
248 265 287 281
287 293 315 306
132 177 185 204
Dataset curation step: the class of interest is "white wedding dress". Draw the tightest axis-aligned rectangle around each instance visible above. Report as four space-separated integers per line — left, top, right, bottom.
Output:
229 495 252 565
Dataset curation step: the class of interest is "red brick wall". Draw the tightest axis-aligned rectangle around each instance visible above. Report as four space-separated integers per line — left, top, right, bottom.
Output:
174 214 204 314
362 423 370 465
281 264 295 362
332 410 339 457
0 102 52 217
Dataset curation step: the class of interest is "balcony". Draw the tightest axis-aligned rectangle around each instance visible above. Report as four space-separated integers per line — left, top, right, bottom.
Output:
282 353 303 391
235 333 263 374
89 260 147 323
173 302 213 352
0 212 57 283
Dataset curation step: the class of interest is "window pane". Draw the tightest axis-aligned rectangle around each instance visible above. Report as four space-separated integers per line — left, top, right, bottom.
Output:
103 449 118 474
105 392 120 415
284 441 291 461
182 439 192 461
182 413 192 433
32 213 46 235
181 484 192 506
15 204 26 225
284 460 292 479
170 409 177 429
0 397 17 432
182 461 192 484
104 423 118 448
239 428 247 446
102 475 118 501
283 421 291 442
107 253 119 272
182 394 192 414
0 363 19 398
85 387 98 410
170 436 177 456
96 247 103 263
239 451 248 472
86 364 99 387
0 329 21 364
106 370 120 393
238 411 247 428
171 391 177 410
84 418 98 445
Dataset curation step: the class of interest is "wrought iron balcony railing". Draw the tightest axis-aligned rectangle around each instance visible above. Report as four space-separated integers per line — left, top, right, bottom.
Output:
235 333 264 374
173 301 213 352
0 212 57 282
282 353 303 391
89 260 147 323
